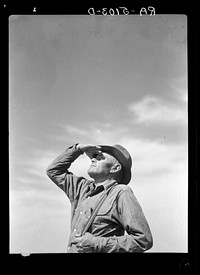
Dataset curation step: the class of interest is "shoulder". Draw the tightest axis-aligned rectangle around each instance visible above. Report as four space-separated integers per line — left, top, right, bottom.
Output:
114 184 142 211
114 184 140 202
112 184 134 199
114 184 133 193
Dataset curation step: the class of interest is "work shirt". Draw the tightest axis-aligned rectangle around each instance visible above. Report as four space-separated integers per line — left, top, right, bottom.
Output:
46 144 153 253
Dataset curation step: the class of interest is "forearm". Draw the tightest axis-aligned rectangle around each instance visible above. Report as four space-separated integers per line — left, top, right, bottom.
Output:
94 234 152 253
46 143 83 182
74 232 152 253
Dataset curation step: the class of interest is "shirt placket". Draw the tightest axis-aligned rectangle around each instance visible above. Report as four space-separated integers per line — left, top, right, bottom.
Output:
67 196 93 252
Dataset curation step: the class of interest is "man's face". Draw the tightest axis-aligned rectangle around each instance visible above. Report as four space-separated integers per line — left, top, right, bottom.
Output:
87 152 115 180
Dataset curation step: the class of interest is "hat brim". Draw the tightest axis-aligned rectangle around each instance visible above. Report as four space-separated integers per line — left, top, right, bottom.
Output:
99 145 132 185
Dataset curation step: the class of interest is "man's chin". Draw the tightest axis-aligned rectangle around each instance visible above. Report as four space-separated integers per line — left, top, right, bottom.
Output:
87 168 96 179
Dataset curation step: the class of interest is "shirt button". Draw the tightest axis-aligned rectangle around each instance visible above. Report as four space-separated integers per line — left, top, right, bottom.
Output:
74 228 77 232
67 246 71 250
80 211 83 215
88 215 90 218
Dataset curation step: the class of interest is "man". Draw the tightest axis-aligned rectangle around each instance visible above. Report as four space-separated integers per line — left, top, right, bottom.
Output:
46 143 153 253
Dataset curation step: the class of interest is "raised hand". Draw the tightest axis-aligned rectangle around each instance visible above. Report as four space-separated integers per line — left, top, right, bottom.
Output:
77 144 102 159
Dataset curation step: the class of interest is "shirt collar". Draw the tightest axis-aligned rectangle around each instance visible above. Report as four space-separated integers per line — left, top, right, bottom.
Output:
90 179 117 190
87 179 117 196
101 179 118 190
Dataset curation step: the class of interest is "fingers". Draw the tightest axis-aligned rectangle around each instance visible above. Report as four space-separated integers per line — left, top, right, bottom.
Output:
70 233 92 253
84 145 102 159
78 144 103 159
79 144 101 153
71 235 83 245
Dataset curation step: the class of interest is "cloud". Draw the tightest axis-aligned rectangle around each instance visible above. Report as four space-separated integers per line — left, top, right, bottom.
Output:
10 146 72 253
119 137 187 181
10 148 59 193
10 186 71 253
169 76 188 102
129 96 187 125
56 123 128 145
59 125 89 138
51 122 188 183
10 122 188 253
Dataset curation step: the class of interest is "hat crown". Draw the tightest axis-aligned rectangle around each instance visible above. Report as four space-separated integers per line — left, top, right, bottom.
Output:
113 144 132 168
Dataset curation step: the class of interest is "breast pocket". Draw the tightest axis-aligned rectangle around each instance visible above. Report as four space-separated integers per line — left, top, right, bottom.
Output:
91 193 120 235
96 196 116 217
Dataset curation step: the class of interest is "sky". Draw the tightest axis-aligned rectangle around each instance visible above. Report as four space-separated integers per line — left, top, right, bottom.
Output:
9 15 188 253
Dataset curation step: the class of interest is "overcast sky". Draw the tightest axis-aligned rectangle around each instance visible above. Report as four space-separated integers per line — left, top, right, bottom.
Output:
9 15 187 253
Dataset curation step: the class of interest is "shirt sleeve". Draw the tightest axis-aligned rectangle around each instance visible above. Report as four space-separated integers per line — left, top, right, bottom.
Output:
46 144 87 203
93 188 153 253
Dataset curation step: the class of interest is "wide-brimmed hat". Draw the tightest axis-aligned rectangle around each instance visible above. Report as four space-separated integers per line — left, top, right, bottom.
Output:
100 144 132 185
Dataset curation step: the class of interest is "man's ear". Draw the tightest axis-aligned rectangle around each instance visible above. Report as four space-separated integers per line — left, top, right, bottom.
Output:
110 163 122 174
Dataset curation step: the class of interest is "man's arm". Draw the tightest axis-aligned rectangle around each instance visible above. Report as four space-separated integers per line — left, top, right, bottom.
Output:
46 143 102 202
46 144 85 202
71 187 153 253
97 188 153 252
